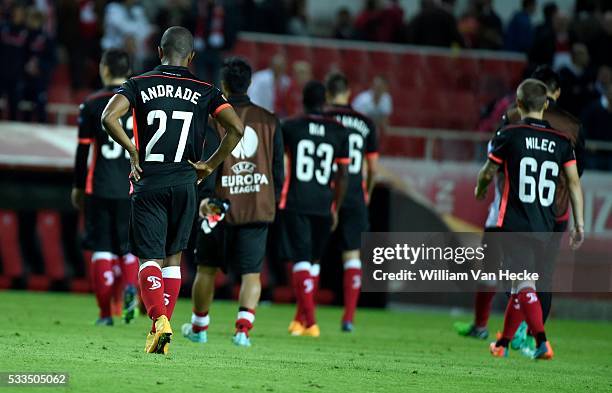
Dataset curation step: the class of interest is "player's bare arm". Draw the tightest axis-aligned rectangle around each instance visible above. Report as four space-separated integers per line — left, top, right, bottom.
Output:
189 107 244 181
332 163 349 230
101 94 142 181
564 162 585 250
475 160 499 200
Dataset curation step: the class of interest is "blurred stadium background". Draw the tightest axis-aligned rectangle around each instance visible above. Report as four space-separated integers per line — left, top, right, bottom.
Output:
0 0 611 320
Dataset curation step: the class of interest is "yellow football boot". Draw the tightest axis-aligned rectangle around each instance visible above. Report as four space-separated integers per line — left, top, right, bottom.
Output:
144 315 173 354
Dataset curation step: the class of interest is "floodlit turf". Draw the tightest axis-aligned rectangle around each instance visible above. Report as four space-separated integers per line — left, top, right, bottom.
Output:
0 291 610 393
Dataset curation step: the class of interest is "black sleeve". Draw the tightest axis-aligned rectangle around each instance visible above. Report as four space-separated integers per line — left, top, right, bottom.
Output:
117 79 137 107
487 129 511 165
198 126 221 200
272 119 285 202
365 118 379 155
208 88 231 117
74 102 93 188
574 124 586 177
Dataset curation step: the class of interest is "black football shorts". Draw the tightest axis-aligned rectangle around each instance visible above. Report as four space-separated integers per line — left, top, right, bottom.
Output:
196 222 268 275
83 196 130 255
278 210 332 262
336 204 369 251
129 183 197 259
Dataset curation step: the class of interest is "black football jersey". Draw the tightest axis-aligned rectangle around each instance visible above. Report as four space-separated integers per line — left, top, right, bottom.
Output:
117 65 230 192
487 118 576 232
78 86 132 198
280 114 350 215
325 104 378 208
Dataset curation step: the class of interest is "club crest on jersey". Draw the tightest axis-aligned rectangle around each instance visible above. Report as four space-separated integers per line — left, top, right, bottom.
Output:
147 276 161 290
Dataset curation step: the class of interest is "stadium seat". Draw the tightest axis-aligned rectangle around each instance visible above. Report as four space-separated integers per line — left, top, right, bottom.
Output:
285 43 313 63
339 48 370 85
0 210 24 279
311 47 341 80
232 39 257 61
36 210 66 281
254 42 284 70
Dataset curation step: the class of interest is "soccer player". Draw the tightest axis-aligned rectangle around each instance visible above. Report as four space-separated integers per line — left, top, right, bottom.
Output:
101 26 244 354
475 79 584 360
281 81 350 337
324 72 378 332
181 57 284 347
456 66 585 344
71 49 139 326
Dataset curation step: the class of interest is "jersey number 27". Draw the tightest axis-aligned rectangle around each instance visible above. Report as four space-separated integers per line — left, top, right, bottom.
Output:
145 110 193 163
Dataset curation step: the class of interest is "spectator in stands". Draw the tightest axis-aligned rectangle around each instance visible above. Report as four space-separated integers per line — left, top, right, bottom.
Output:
459 0 503 49
589 11 612 67
406 0 464 48
0 3 28 120
190 0 239 84
333 7 355 40
101 0 153 73
352 75 392 128
354 0 383 41
558 43 597 117
581 83 612 170
23 6 55 123
504 0 536 53
285 60 312 116
594 65 611 98
288 0 308 36
534 2 558 39
529 11 573 70
248 53 292 114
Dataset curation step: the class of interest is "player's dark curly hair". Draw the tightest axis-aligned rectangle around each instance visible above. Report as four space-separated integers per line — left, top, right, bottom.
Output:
325 72 349 98
101 48 130 78
531 65 561 94
303 80 326 111
220 57 252 94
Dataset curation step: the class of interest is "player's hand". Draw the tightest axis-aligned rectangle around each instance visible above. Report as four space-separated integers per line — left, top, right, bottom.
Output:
331 211 339 231
71 187 84 210
189 160 214 182
129 149 142 182
199 198 218 218
569 225 585 250
474 186 487 200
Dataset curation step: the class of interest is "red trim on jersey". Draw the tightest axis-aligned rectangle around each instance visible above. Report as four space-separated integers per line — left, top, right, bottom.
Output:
362 179 369 203
563 159 577 167
129 180 134 195
488 153 503 164
132 109 139 151
78 138 94 144
131 73 212 86
335 157 350 165
556 207 570 223
279 151 292 210
212 103 232 117
496 162 510 227
366 152 379 160
85 141 98 195
502 124 570 140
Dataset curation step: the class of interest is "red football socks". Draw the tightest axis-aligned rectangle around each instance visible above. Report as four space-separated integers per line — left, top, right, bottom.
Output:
191 310 209 333
236 307 256 335
292 262 316 328
161 266 181 320
518 289 547 346
121 253 139 287
91 252 114 318
498 294 524 347
138 261 166 320
342 259 362 323
474 288 496 328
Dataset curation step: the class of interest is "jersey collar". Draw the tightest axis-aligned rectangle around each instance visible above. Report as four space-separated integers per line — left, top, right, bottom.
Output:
154 65 193 78
522 117 552 129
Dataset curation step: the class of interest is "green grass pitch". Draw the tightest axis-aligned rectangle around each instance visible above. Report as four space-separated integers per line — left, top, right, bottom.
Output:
0 291 610 393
